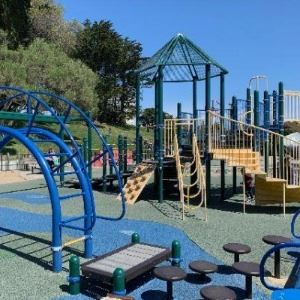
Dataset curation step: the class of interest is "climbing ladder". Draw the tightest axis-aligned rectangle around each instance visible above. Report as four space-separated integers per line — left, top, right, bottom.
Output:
174 133 206 220
0 86 126 272
165 118 207 220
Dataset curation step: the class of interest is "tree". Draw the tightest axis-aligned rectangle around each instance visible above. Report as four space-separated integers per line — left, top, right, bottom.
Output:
140 108 173 131
74 20 142 125
0 39 99 112
0 0 30 48
28 0 79 55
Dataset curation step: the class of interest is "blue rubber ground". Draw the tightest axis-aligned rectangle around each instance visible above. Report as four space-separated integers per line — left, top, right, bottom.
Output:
0 208 268 299
0 192 50 204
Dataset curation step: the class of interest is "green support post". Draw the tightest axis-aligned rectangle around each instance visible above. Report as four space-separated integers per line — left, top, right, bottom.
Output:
264 91 270 173
123 136 128 173
118 135 124 174
193 76 197 120
68 256 80 295
83 138 88 172
131 232 140 244
135 76 141 164
220 73 225 200
232 96 237 194
112 268 126 296
278 82 284 177
59 130 65 187
191 77 198 192
177 102 182 146
139 136 143 161
87 112 92 179
154 77 159 186
102 142 107 192
158 66 164 203
171 240 181 267
205 64 211 201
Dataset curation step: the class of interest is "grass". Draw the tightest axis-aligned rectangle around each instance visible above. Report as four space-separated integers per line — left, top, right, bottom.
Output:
2 122 153 156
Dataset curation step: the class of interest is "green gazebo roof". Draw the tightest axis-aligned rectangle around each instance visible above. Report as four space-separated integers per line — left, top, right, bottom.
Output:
137 33 228 83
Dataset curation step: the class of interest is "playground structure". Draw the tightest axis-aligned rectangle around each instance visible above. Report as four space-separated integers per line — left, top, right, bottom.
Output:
133 33 300 214
0 86 126 272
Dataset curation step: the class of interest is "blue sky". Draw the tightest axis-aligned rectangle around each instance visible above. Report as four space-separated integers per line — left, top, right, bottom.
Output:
57 0 300 116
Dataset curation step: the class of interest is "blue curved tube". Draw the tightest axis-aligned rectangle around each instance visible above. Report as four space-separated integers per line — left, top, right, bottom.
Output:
0 86 126 221
0 126 62 271
291 209 300 238
260 242 300 291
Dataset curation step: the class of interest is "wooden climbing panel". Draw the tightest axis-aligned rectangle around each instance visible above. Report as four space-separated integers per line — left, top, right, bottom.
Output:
118 162 155 205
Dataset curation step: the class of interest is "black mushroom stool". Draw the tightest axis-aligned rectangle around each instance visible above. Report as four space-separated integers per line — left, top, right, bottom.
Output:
232 261 260 299
200 285 237 300
262 235 291 279
153 266 187 300
223 243 251 263
189 260 218 280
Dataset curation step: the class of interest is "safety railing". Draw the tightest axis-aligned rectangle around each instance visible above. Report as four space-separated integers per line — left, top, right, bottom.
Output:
174 133 206 220
208 110 300 186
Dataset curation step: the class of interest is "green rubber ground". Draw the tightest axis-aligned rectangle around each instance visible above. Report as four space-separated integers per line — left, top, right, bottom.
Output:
0 167 298 299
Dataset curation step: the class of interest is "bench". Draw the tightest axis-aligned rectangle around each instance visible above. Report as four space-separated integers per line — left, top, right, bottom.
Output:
81 243 171 285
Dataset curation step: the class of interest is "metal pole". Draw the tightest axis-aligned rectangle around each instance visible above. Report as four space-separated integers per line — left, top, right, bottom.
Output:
191 77 198 191
154 77 159 186
220 73 225 200
254 91 260 155
59 130 64 187
193 77 197 119
232 96 237 194
205 64 211 201
264 91 270 173
158 66 164 203
246 88 251 124
177 102 182 146
279 82 284 178
273 90 278 177
135 76 141 164
87 112 92 179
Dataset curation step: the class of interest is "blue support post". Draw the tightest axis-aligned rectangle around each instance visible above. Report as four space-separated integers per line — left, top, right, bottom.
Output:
264 91 270 173
220 73 225 200
279 82 284 178
232 96 237 194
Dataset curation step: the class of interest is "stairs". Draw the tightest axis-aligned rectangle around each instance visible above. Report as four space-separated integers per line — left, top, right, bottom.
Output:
211 148 262 174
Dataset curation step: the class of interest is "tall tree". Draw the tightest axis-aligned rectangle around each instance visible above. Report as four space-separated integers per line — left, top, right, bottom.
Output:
28 0 79 55
75 20 142 125
0 0 30 48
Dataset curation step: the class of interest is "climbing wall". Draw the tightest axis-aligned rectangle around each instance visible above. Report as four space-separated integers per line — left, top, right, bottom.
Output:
118 162 155 205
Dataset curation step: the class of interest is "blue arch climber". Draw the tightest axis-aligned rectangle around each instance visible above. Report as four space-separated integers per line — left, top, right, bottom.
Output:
0 86 126 272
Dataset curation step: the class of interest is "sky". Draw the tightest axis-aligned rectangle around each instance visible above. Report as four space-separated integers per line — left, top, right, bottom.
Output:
57 0 300 116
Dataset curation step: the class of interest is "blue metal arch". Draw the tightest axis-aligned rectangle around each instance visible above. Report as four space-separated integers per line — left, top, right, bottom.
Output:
260 242 300 291
30 90 126 220
0 126 95 272
0 86 126 221
291 208 300 239
0 126 62 271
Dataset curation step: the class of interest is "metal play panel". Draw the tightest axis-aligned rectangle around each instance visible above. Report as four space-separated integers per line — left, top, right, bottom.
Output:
81 243 171 283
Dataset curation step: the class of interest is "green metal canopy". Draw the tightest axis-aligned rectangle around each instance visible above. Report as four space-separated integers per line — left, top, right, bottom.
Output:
137 33 228 83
